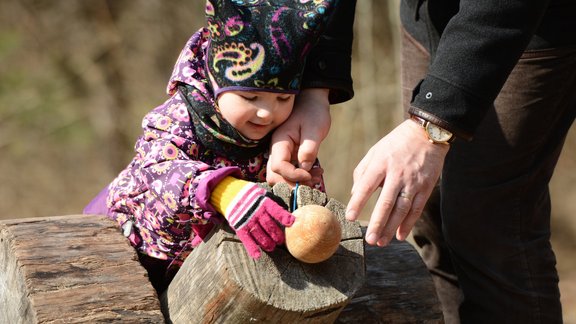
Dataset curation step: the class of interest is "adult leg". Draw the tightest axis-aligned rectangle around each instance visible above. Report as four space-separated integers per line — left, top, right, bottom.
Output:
442 47 576 323
401 27 463 323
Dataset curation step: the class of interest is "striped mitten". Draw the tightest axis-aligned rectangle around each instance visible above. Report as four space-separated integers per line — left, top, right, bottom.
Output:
210 176 295 259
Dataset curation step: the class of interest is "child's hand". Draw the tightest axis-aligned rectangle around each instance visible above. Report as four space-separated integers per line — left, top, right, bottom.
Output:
211 177 295 259
228 187 294 259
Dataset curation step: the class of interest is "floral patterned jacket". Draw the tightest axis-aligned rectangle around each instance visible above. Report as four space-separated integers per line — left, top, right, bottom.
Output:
102 30 324 268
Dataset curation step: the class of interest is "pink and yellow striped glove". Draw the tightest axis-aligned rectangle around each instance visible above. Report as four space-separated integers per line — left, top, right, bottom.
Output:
210 176 295 259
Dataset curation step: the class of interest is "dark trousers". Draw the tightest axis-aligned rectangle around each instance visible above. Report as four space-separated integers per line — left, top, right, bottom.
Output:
402 28 576 323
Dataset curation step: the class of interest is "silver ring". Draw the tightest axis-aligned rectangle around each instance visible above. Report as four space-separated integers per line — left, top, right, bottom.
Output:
398 191 414 202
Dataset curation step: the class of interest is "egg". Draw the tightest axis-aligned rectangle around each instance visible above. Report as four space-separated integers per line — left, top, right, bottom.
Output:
285 204 342 263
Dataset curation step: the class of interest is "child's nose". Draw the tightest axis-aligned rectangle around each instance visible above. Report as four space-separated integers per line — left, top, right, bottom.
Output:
256 107 273 121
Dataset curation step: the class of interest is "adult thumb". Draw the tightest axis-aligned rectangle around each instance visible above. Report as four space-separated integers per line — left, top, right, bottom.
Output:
297 138 320 171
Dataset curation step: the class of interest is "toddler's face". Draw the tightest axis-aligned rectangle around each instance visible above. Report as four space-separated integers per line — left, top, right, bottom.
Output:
217 91 295 140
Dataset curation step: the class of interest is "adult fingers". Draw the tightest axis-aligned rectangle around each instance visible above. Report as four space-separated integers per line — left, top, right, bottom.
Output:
268 140 312 184
346 161 384 222
371 188 415 246
396 188 428 241
297 138 321 171
267 159 311 184
363 179 407 246
350 148 373 195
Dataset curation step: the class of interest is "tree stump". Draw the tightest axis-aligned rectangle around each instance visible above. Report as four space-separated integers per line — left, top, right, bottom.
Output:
0 215 164 323
161 183 366 324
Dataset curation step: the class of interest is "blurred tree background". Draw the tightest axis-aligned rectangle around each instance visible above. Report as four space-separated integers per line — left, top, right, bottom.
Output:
1 0 574 320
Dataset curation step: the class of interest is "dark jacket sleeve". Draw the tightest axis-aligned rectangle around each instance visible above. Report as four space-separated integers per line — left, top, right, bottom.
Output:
404 0 552 140
301 0 356 104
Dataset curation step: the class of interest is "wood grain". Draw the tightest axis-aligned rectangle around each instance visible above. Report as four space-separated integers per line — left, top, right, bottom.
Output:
0 215 164 323
338 237 444 323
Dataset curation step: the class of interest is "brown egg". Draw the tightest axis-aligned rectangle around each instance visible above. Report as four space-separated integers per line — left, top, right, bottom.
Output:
285 204 342 263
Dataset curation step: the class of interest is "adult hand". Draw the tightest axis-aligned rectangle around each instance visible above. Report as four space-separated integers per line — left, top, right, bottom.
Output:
266 156 326 189
267 88 331 186
345 119 449 246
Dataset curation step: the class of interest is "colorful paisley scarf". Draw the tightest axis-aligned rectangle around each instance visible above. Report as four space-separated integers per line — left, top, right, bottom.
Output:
175 36 270 161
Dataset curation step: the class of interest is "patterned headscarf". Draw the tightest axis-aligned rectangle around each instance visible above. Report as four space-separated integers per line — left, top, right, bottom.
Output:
205 0 337 97
173 30 270 161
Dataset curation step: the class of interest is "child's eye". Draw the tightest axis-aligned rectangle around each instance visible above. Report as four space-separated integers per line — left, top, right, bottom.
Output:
278 96 292 102
242 95 257 101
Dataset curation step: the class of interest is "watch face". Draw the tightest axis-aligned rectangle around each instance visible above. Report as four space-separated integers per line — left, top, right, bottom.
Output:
425 123 453 143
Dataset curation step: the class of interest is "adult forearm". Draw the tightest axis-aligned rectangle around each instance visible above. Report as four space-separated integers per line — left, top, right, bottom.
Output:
406 0 551 139
301 0 356 104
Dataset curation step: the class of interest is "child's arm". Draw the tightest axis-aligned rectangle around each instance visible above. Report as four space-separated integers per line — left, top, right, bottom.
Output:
107 94 239 245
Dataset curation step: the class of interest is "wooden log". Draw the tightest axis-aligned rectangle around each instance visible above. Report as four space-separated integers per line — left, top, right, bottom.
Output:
161 183 366 324
161 183 443 323
1 188 443 323
0 215 164 323
337 235 444 323
287 184 442 323
293 185 443 322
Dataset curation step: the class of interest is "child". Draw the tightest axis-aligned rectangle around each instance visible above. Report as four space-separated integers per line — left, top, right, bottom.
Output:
84 0 340 292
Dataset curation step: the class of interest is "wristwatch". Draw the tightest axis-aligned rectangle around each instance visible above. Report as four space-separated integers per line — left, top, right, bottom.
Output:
410 115 454 144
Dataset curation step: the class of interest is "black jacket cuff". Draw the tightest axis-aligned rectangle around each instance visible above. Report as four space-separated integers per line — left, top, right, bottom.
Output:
408 76 493 141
